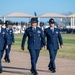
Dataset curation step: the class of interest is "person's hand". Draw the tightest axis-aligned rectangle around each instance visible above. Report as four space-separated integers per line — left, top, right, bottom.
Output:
21 47 24 51
60 45 63 48
12 42 15 45
6 45 8 49
44 45 47 49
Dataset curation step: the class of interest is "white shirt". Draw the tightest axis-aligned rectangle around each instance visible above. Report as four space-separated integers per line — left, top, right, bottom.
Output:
50 27 54 32
32 27 36 31
6 28 9 31
0 28 1 33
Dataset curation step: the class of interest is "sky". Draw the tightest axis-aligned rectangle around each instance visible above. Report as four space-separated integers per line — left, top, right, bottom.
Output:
0 0 75 22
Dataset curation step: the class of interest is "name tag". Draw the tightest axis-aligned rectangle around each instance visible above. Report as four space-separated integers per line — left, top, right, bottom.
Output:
10 30 12 32
2 32 5 34
37 30 41 33
56 31 58 34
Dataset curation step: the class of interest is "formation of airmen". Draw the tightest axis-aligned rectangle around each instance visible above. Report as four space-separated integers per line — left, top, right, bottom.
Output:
0 18 63 75
21 18 63 75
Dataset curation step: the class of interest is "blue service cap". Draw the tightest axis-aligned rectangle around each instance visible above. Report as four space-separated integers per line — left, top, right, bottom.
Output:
30 18 38 23
48 18 55 23
5 20 12 25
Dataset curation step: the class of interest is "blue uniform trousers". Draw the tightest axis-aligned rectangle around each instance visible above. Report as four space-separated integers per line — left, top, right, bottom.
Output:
48 49 57 69
4 45 11 61
29 49 40 72
0 50 4 70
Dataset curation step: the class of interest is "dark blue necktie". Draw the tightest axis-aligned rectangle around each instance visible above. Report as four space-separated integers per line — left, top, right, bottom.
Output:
51 29 54 33
51 28 54 34
6 28 9 32
33 28 36 32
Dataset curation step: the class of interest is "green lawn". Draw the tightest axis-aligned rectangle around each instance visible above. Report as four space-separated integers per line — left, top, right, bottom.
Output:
11 34 75 59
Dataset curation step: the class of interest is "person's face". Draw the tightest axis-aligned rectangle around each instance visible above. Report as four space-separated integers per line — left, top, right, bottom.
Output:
0 24 2 28
31 22 37 28
49 23 54 27
6 24 10 28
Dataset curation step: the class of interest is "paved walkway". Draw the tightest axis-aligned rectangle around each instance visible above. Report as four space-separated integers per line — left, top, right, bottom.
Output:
1 50 75 75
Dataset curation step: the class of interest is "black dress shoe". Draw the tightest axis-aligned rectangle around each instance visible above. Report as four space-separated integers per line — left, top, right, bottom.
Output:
7 60 10 63
52 69 56 73
5 60 7 62
33 72 38 75
30 69 34 73
4 58 7 62
4 58 10 63
0 70 2 73
49 68 53 71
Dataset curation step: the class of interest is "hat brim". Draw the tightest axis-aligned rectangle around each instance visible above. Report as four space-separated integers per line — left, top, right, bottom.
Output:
0 23 4 24
5 23 12 25
29 21 38 23
50 22 55 24
47 21 55 23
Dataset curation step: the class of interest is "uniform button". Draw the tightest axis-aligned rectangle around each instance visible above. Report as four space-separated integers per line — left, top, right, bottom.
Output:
34 40 35 41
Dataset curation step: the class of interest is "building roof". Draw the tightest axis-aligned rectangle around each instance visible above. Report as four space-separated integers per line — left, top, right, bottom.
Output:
3 12 34 18
38 13 66 18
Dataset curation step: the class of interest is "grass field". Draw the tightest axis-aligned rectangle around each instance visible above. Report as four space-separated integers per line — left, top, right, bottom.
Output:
11 34 75 59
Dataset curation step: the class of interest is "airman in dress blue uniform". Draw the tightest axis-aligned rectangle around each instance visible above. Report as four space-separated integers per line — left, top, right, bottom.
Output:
0 20 8 73
44 18 63 73
21 18 46 75
4 20 14 63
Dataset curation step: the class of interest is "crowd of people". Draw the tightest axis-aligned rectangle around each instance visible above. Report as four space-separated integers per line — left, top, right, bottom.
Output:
2 20 75 34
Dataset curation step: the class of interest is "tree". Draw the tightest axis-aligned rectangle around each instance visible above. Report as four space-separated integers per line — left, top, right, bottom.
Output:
62 12 73 27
